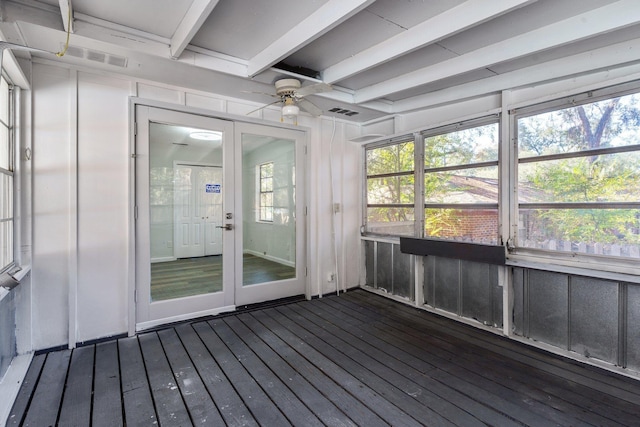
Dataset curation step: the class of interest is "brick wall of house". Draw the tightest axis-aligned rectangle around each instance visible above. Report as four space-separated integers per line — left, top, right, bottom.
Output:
427 209 498 243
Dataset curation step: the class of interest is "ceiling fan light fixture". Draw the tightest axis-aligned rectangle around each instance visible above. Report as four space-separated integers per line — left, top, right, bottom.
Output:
282 104 300 118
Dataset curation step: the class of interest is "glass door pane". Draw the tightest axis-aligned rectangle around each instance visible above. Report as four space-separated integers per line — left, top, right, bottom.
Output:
136 106 234 329
235 123 306 306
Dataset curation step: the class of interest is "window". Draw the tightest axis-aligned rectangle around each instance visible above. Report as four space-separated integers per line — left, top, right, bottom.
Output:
0 75 13 273
365 139 415 236
259 162 274 222
516 88 640 259
423 121 500 244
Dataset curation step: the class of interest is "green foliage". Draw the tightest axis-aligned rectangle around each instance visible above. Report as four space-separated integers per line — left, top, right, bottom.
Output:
367 141 415 222
518 93 640 245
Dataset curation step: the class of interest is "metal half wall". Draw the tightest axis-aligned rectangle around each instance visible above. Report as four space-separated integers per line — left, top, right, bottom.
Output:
363 237 640 376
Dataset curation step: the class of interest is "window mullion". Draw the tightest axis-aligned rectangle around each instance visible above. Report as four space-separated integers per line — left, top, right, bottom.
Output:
414 132 425 238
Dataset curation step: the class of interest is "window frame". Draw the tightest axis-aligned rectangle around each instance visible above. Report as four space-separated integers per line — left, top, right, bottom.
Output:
363 135 417 237
258 161 274 223
0 74 14 275
420 116 501 245
510 81 640 270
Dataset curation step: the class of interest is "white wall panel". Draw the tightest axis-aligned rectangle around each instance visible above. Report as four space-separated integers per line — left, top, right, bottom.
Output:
342 128 362 289
227 101 263 117
185 93 225 112
137 83 183 104
398 95 501 133
27 62 360 345
76 73 131 342
31 64 72 350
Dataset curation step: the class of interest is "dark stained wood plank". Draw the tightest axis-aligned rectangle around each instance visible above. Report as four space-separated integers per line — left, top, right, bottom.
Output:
157 327 224 426
6 353 46 426
292 298 519 426
283 303 494 427
210 317 324 427
9 290 640 427
328 294 637 426
118 336 157 427
340 295 639 425
317 295 611 427
138 332 192 427
192 321 292 427
263 306 428 426
22 349 71 427
92 341 123 427
58 346 94 427
347 289 640 420
225 314 360 427
174 323 258 427
238 312 393 427
351 289 640 401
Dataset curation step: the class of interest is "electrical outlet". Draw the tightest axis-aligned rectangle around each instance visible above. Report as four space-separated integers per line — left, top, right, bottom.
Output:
326 272 335 282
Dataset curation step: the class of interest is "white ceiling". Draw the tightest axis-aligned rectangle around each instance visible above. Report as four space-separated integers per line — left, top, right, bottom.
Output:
2 0 640 122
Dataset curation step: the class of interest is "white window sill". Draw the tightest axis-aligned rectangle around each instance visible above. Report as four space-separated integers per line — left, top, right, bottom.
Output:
506 252 640 283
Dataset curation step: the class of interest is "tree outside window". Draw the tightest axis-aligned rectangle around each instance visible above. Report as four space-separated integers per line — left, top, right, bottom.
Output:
517 91 640 258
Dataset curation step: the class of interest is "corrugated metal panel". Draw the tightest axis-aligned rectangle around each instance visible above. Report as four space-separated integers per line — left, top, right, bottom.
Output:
0 291 16 378
528 270 569 349
513 267 525 336
392 245 414 300
627 284 640 371
424 256 435 306
434 256 460 313
491 264 503 328
365 240 375 287
376 242 393 293
570 276 619 364
461 261 492 324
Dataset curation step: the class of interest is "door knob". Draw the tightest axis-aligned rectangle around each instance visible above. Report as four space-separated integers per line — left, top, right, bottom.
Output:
216 224 234 230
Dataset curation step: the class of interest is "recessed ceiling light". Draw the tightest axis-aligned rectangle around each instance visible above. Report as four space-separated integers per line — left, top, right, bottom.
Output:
189 131 222 141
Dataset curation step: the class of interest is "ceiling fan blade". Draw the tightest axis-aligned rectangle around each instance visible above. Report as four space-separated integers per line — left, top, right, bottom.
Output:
295 82 332 98
0 41 51 54
298 98 323 117
241 90 279 98
246 99 281 116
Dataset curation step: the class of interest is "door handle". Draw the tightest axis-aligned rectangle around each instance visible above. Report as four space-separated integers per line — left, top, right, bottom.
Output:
216 224 234 230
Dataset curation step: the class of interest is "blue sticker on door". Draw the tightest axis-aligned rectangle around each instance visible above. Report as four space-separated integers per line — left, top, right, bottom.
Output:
206 183 221 193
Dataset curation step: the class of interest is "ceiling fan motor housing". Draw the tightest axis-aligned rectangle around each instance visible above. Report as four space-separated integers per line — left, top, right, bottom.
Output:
275 78 302 97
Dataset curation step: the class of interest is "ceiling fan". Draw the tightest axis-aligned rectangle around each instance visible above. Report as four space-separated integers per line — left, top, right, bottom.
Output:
248 78 332 121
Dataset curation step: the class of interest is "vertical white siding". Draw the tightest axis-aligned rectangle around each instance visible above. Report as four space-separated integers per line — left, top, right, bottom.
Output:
32 64 72 349
28 64 359 348
76 73 131 343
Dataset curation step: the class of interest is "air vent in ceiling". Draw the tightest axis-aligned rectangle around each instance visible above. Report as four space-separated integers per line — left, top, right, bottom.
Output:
62 44 128 68
329 107 359 116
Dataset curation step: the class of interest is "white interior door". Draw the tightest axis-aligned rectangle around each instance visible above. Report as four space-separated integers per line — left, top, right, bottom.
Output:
201 166 224 256
174 165 223 258
135 106 234 329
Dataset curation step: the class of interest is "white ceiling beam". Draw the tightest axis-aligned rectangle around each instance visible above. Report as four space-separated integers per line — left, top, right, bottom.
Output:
246 0 375 77
392 37 640 113
170 0 220 59
355 0 640 103
323 0 537 84
58 0 73 33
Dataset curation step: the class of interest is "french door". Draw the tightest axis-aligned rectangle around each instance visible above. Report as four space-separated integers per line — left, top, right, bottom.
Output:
135 106 306 329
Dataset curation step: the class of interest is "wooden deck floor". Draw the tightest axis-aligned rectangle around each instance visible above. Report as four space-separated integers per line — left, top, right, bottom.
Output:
8 289 640 426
